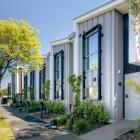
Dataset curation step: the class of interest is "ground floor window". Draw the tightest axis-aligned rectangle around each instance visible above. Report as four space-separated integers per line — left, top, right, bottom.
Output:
83 24 102 100
30 71 35 100
24 75 28 99
54 51 64 100
39 64 46 99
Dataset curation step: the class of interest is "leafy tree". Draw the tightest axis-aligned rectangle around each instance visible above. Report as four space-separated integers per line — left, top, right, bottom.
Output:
0 88 7 98
0 19 43 86
68 75 82 113
129 0 140 35
42 80 50 102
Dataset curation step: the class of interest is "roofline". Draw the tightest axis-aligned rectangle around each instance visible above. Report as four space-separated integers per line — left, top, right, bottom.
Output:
50 37 73 46
73 0 127 24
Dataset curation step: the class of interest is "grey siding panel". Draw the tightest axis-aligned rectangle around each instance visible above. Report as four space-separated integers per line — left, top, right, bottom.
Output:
112 11 123 120
87 19 93 30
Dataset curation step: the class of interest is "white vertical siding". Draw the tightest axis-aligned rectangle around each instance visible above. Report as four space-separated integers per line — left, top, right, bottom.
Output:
50 41 73 112
74 10 123 120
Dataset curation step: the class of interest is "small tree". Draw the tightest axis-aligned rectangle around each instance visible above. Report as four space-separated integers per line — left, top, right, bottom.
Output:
129 0 140 35
28 86 34 101
68 75 82 113
22 89 27 101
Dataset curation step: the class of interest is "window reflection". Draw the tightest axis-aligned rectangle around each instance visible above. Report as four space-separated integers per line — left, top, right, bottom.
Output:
84 31 99 100
54 52 64 99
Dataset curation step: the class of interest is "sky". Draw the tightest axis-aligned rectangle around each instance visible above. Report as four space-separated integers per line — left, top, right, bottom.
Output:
0 0 110 88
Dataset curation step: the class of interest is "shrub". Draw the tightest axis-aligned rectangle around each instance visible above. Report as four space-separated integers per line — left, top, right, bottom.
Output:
68 75 82 113
13 101 24 108
96 103 110 123
73 119 89 135
82 101 110 124
26 101 40 113
134 126 140 139
57 115 68 126
32 101 40 111
53 102 65 114
82 101 98 124
47 101 54 113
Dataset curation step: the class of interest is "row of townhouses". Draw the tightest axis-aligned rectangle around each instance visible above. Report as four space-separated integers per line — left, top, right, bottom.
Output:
10 0 140 121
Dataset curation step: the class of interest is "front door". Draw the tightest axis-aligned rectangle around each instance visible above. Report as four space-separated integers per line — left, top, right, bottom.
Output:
125 72 140 119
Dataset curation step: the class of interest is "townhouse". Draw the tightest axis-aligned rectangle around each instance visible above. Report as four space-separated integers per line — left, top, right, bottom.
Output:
11 0 140 120
11 53 50 101
50 33 75 112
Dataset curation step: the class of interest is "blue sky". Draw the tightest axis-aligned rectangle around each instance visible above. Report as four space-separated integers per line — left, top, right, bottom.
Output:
0 0 110 88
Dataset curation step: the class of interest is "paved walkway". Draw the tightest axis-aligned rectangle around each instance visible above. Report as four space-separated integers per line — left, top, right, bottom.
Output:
1 106 139 140
80 119 140 140
0 106 81 140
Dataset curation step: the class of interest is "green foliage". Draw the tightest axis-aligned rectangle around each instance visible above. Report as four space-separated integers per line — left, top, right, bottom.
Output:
42 80 50 102
13 101 24 108
126 80 140 95
28 86 34 101
134 126 140 140
0 88 7 98
47 101 54 112
53 102 65 114
82 101 110 124
73 119 89 135
82 101 97 124
96 103 110 123
8 99 13 105
56 115 68 126
26 101 40 113
0 19 43 81
22 89 27 101
129 0 140 35
68 74 82 113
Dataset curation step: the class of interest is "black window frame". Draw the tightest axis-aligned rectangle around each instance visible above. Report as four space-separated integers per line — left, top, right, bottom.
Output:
24 75 28 99
82 24 102 100
30 70 35 100
54 50 64 100
39 64 46 99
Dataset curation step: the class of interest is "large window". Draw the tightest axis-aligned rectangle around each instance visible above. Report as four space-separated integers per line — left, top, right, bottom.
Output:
39 64 46 99
24 75 28 99
30 71 35 100
54 51 64 100
83 24 102 100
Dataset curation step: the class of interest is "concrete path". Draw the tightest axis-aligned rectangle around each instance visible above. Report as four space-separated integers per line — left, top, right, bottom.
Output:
80 119 140 140
1 106 139 140
0 106 81 140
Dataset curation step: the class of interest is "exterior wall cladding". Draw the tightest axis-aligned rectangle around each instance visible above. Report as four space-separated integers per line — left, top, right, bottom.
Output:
74 10 124 120
12 0 140 121
50 39 74 113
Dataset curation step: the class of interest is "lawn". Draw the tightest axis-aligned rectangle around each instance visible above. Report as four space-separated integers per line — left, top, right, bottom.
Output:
0 112 14 140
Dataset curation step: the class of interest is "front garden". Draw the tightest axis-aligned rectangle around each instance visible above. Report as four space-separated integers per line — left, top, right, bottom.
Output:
10 75 110 136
